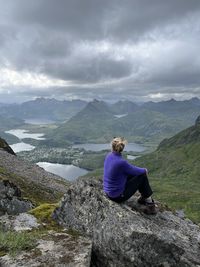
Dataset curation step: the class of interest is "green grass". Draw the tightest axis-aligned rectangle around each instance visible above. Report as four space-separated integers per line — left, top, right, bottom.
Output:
0 229 37 257
0 201 71 257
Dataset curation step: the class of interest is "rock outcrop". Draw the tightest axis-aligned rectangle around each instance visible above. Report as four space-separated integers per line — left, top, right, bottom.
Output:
0 137 15 155
0 180 33 215
54 177 200 267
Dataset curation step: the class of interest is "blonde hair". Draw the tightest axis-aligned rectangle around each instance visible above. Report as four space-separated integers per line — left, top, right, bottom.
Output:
111 137 127 153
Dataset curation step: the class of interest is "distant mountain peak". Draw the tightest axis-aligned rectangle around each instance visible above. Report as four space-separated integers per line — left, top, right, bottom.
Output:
168 98 176 103
85 99 110 113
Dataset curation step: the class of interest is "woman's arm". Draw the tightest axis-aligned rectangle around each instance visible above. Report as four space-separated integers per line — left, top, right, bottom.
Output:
122 160 146 176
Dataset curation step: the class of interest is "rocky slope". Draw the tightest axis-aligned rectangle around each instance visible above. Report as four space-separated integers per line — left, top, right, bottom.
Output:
0 148 69 204
0 139 92 266
54 177 200 267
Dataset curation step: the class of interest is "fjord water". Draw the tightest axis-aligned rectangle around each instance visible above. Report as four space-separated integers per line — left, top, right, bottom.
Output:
5 129 45 140
36 162 88 181
25 118 56 125
5 129 45 152
6 128 89 180
10 142 35 153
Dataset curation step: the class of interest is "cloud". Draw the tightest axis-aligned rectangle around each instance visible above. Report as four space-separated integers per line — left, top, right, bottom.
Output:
0 0 200 102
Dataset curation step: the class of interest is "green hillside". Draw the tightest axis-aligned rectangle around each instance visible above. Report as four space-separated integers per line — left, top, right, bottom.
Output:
47 100 115 145
134 116 200 223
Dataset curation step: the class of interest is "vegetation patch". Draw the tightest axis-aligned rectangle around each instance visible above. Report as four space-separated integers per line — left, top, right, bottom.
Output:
66 228 81 239
29 203 58 226
0 228 37 257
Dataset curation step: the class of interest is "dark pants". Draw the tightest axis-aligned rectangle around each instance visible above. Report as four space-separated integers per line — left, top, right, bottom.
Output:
108 173 153 203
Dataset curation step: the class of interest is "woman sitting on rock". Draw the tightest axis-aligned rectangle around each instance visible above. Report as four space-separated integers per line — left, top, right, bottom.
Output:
103 137 157 214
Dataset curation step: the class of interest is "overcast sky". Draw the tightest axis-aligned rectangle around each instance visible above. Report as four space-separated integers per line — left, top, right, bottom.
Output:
0 0 200 103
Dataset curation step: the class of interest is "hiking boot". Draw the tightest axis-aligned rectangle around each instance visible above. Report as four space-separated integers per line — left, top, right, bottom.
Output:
137 196 158 215
137 196 147 205
142 202 158 215
137 196 155 205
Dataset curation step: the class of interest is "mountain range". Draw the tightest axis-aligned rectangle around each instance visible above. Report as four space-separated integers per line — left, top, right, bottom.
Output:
46 98 200 146
0 97 200 147
0 98 87 122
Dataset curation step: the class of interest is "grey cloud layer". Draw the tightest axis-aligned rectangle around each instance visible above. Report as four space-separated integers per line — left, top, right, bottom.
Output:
0 0 200 101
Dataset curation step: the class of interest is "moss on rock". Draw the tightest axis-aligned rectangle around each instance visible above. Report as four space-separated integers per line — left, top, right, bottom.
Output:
29 203 58 226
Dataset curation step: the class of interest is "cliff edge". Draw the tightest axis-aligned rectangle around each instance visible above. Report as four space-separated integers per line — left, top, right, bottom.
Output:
0 137 15 155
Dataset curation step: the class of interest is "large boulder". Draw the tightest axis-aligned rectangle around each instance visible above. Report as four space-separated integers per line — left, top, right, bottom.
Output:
0 180 33 215
54 177 200 267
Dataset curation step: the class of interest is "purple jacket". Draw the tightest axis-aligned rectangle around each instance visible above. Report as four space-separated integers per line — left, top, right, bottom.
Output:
103 152 146 198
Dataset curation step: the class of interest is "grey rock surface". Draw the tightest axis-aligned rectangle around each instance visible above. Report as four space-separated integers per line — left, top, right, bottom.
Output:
0 180 33 215
1 231 92 267
54 177 200 267
0 213 40 231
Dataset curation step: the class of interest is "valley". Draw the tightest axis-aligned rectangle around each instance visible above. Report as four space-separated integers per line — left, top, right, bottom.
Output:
0 97 200 223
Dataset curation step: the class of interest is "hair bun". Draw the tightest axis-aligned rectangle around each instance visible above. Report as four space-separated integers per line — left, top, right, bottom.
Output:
111 137 127 153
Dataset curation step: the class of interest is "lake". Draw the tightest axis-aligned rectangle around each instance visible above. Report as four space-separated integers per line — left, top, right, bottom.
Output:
5 129 45 140
127 155 138 160
72 142 146 152
114 114 128 118
25 118 56 125
5 129 46 152
10 142 35 153
36 162 88 181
